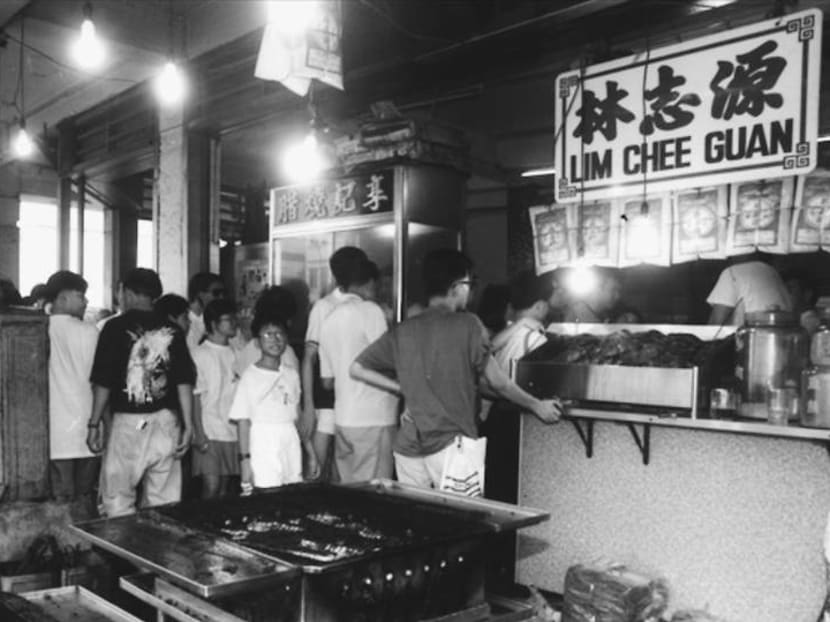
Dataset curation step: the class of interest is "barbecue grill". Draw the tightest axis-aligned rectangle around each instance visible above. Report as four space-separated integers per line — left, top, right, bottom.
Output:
71 479 550 621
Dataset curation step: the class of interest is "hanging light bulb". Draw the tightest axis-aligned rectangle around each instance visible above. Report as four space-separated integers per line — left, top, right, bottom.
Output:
153 60 187 107
281 132 328 184
70 3 105 71
266 0 321 36
12 120 34 159
564 259 598 298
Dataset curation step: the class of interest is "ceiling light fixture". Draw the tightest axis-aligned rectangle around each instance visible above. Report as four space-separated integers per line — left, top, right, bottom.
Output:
12 120 34 159
280 84 334 183
282 131 329 184
71 3 105 71
12 18 34 160
153 60 187 107
521 166 557 178
154 4 187 107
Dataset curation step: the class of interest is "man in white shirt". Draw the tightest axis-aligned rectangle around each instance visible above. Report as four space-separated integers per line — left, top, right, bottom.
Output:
319 260 398 483
302 246 368 481
707 258 792 326
492 270 556 376
45 271 100 515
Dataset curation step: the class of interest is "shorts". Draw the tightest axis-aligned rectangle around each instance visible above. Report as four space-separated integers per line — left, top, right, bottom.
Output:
192 440 240 477
316 408 335 435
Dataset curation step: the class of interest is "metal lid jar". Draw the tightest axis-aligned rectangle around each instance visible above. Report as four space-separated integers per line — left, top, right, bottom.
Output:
735 311 809 419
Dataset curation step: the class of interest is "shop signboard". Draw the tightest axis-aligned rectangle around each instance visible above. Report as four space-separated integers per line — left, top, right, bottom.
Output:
554 8 822 203
271 169 393 228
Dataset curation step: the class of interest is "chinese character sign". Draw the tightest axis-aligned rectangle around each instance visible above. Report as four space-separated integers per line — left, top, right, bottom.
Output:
271 170 393 227
555 8 821 202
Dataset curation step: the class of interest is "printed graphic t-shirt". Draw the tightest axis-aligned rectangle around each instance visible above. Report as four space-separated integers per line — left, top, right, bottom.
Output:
91 309 196 414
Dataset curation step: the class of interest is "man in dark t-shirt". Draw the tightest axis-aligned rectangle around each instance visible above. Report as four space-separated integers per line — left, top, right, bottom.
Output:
86 268 195 517
352 249 563 495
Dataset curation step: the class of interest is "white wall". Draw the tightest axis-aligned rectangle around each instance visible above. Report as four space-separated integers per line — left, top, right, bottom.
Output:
517 417 830 622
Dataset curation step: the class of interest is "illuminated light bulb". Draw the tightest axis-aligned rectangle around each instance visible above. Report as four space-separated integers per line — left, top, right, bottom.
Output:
266 0 321 35
565 262 598 298
154 61 187 107
12 124 34 159
71 18 105 71
627 216 660 257
281 133 327 184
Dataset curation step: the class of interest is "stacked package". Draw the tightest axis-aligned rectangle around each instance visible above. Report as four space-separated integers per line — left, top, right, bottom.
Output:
562 564 668 622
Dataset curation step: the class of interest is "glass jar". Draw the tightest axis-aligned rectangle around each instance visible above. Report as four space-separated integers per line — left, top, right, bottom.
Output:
801 366 830 428
810 309 830 366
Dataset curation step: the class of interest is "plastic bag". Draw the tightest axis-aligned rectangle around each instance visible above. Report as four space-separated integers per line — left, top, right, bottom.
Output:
439 435 487 497
562 563 669 622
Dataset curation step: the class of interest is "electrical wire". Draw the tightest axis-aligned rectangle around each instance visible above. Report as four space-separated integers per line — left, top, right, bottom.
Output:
358 0 451 43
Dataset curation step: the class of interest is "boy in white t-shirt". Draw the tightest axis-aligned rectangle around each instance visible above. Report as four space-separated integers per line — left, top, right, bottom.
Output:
191 299 241 498
230 314 319 491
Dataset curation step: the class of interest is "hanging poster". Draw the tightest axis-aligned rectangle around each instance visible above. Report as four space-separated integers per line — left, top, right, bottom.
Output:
575 200 620 267
529 204 575 273
254 0 343 96
619 195 672 267
791 168 830 252
671 186 728 263
554 8 822 202
726 178 793 254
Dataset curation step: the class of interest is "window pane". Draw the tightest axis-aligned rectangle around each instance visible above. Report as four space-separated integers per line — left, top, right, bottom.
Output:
137 219 154 269
19 199 58 297
83 207 105 308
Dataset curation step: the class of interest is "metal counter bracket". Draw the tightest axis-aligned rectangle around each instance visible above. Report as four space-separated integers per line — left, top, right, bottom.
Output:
626 423 651 465
569 418 594 458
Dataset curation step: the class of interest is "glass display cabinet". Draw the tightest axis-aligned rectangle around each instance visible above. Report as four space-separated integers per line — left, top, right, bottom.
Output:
268 164 465 338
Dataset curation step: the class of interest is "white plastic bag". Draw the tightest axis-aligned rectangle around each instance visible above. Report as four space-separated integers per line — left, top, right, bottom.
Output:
439 435 487 497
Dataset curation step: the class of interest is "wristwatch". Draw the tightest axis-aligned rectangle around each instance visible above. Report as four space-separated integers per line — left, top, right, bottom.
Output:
238 453 251 461
87 420 100 428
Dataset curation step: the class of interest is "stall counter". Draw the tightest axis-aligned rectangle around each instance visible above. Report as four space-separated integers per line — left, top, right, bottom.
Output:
517 415 830 622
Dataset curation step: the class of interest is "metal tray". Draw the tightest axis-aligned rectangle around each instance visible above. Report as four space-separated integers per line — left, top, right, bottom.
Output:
355 479 550 532
120 573 248 622
516 361 699 412
153 481 550 574
70 515 299 599
22 585 142 622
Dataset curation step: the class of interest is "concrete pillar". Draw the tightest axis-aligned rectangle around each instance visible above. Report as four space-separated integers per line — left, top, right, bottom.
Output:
107 177 141 280
0 167 21 284
155 106 220 295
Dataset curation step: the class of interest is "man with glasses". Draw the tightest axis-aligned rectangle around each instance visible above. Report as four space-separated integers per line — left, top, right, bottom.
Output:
186 272 226 350
352 249 563 496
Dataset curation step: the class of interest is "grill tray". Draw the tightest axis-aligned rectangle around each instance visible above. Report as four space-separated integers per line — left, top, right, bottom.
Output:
155 481 503 573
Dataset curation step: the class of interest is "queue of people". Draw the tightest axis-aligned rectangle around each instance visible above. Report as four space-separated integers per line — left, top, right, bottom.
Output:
36 245 566 521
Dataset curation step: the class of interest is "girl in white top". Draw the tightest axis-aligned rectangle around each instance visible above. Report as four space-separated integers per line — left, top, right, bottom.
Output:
229 318 319 490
